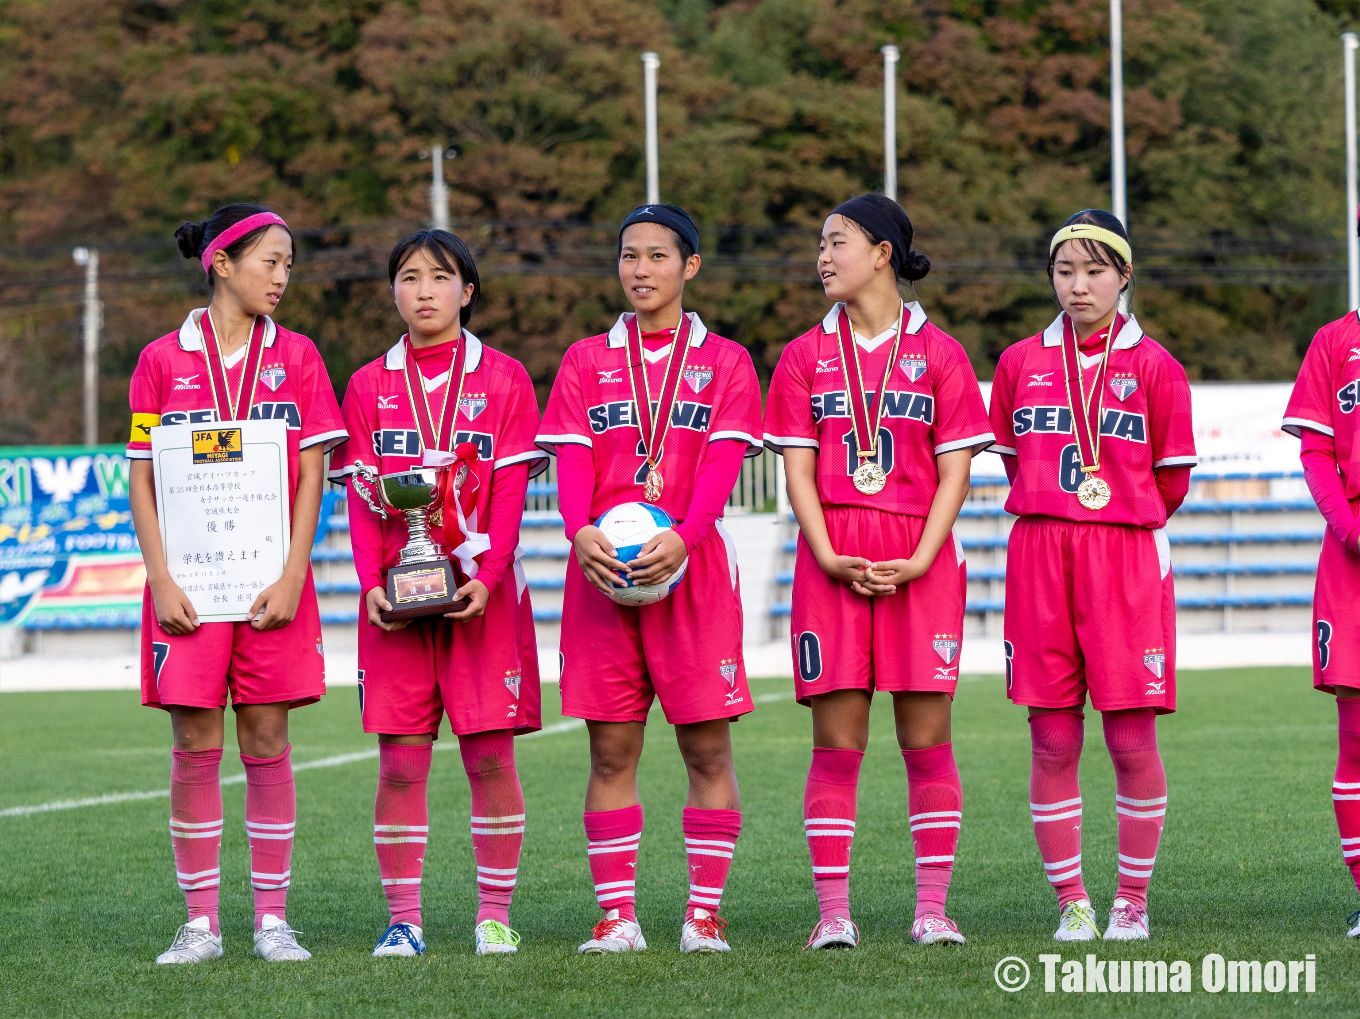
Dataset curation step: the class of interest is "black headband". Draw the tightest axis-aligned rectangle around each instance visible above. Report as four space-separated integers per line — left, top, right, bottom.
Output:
620 204 699 256
832 197 907 278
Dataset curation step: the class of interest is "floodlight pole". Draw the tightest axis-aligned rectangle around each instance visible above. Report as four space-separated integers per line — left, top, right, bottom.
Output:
1110 0 1126 227
72 247 100 446
642 51 661 205
430 145 451 231
881 45 900 201
1346 33 1359 311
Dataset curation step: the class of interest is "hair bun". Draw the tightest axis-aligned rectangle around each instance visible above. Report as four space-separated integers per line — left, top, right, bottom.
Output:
174 221 206 260
901 249 931 282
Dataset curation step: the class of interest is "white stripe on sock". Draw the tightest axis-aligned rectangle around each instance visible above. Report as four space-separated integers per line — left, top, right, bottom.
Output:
170 828 222 839
1030 797 1082 811
684 837 736 849
477 876 517 888
689 883 725 895
1118 865 1154 878
915 854 955 864
170 818 224 829
375 835 428 844
593 880 635 891
909 820 961 831
244 821 296 831
1114 794 1167 807
1046 865 1083 883
587 843 638 855
1032 808 1083 822
684 847 733 858
1044 854 1082 871
471 825 525 835
381 877 422 886
477 866 519 876
1115 806 1166 819
586 833 642 847
250 870 291 881
811 865 850 875
1118 853 1157 866
470 814 526 823
596 889 635 902
176 867 221 881
805 829 856 837
245 830 296 840
374 824 429 833
907 810 961 822
803 817 856 828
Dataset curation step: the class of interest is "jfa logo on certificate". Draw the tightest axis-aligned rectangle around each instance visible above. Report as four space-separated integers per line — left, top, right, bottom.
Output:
192 428 243 464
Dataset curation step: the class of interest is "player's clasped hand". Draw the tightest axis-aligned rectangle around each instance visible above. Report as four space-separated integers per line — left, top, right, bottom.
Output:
862 557 929 594
815 552 874 591
573 524 631 595
364 586 408 631
149 577 200 635
445 579 490 621
249 575 304 631
626 528 687 586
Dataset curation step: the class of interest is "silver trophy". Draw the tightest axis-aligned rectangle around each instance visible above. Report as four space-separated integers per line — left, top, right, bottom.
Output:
349 462 465 620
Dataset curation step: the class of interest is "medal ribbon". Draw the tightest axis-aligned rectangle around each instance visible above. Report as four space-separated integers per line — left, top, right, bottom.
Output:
401 333 467 454
835 304 906 459
624 313 694 472
199 312 268 422
1058 314 1122 474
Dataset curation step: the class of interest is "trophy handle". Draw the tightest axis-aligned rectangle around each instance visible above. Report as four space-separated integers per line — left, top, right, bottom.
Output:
348 461 388 520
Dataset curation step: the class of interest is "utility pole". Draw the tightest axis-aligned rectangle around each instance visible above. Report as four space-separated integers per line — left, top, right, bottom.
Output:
72 247 100 446
1346 33 1359 311
642 51 661 204
430 145 451 231
1110 0 1127 226
881 45 900 201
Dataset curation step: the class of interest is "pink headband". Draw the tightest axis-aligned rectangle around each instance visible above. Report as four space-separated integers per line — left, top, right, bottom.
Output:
201 212 289 274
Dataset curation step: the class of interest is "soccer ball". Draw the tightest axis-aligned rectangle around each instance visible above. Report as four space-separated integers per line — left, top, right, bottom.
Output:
594 502 688 606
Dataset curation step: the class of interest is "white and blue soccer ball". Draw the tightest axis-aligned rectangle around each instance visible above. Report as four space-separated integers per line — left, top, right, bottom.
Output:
595 502 688 606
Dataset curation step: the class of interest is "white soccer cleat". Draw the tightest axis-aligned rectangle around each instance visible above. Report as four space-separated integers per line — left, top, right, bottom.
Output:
372 922 425 957
253 914 312 961
680 908 730 953
1103 898 1150 940
156 916 223 964
474 919 521 955
911 913 966 945
805 916 859 950
1054 899 1102 942
1347 910 1360 938
578 909 647 954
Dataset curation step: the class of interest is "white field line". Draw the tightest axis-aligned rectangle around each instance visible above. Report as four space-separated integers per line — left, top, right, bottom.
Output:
0 718 585 819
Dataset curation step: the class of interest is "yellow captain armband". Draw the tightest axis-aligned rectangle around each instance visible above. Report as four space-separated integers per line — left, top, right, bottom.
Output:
130 413 161 442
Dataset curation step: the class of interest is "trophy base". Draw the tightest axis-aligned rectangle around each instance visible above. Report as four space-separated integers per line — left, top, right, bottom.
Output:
379 560 469 622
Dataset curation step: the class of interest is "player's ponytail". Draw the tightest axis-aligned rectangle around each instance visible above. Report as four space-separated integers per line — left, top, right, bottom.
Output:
1047 209 1135 314
174 203 294 291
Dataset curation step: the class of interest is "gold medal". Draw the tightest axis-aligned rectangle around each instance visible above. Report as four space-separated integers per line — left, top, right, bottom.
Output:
643 466 664 503
1076 475 1112 510
853 460 887 496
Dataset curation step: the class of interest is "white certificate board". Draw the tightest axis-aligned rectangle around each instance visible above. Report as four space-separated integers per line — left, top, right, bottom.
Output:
151 419 291 623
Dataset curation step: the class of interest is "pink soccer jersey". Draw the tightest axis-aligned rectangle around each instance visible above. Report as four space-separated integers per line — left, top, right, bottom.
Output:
1284 311 1360 497
126 309 347 496
763 303 994 514
328 332 548 576
536 312 763 520
989 314 1197 528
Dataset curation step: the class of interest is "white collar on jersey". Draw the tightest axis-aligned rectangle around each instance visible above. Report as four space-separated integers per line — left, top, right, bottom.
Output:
1041 312 1145 351
177 308 278 351
606 311 709 349
383 330 484 373
820 301 928 338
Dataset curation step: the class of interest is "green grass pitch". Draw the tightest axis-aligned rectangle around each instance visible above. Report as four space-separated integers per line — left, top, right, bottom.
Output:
2 668 1358 1017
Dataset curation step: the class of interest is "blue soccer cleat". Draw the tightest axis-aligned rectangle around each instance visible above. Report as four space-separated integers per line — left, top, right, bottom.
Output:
373 922 426 957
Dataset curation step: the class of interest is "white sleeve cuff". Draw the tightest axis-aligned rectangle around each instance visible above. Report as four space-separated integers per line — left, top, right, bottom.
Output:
494 449 551 470
301 428 349 452
535 433 593 454
125 448 152 460
1281 417 1334 439
1151 455 1198 468
763 433 820 455
990 444 1018 457
935 432 996 455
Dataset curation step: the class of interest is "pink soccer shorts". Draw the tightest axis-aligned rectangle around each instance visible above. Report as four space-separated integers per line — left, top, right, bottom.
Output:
357 574 542 737
559 523 752 725
1003 516 1176 713
790 506 967 704
1313 528 1360 694
140 568 326 710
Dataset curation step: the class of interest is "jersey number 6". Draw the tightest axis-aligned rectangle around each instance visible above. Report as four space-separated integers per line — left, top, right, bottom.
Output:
1058 444 1083 494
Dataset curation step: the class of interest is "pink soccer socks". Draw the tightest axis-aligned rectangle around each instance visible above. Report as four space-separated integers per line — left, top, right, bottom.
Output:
682 807 741 922
459 731 525 927
1029 709 1088 908
1334 697 1360 896
584 804 644 922
374 742 432 927
241 745 297 930
803 747 863 922
169 748 224 935
902 743 962 920
1103 709 1167 911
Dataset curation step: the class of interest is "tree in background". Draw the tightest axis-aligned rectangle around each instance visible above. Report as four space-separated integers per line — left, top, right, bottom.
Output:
0 0 1353 443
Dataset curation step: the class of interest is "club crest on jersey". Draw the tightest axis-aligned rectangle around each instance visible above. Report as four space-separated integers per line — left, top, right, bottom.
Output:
719 659 739 689
377 395 399 410
1109 374 1138 401
460 396 488 421
504 671 521 699
683 368 714 393
816 358 840 374
899 357 927 383
260 366 287 392
933 634 960 665
1143 650 1166 680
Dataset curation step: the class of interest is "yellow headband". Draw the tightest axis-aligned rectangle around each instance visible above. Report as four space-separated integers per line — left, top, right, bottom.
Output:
1049 223 1132 264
